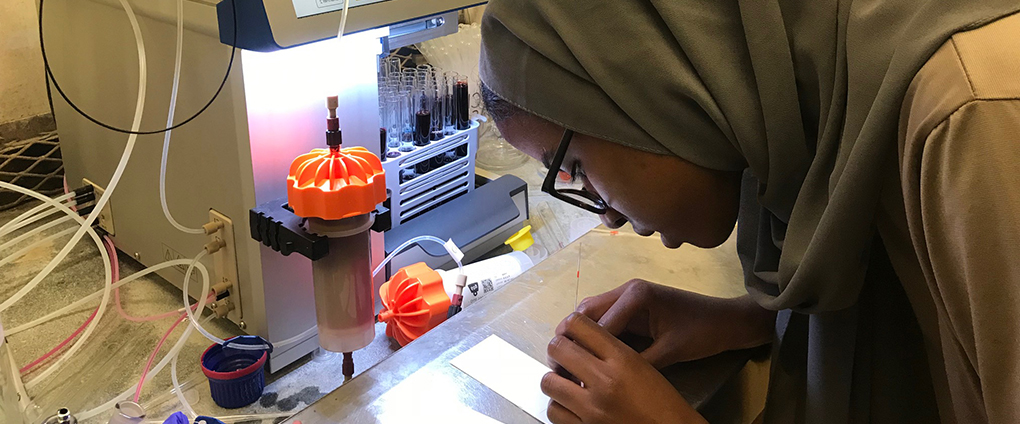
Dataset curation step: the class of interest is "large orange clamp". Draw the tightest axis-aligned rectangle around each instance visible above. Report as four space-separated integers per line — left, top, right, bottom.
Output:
378 262 451 346
286 146 386 220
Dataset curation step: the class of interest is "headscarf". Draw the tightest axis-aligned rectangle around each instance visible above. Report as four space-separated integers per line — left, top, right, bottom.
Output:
480 2 1020 420
479 0 1020 313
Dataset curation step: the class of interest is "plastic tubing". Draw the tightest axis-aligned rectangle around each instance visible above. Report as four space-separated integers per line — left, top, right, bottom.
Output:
179 251 263 351
7 259 209 337
19 307 98 374
0 226 75 270
77 315 213 421
134 313 186 402
158 0 203 235
0 181 113 391
0 0 146 314
371 235 464 278
0 193 74 236
17 234 118 374
0 215 73 253
170 348 195 419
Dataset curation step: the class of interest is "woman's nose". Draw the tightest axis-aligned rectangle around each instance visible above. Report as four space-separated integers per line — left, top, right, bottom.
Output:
600 209 628 229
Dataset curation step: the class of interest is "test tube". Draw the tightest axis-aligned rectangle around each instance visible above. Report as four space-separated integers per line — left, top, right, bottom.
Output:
454 75 470 130
413 86 433 146
442 72 456 135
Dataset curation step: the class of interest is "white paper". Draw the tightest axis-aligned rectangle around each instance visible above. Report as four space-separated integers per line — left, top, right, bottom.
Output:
451 335 553 424
373 367 504 424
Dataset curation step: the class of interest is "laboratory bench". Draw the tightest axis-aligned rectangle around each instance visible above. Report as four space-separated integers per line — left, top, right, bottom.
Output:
1 157 767 423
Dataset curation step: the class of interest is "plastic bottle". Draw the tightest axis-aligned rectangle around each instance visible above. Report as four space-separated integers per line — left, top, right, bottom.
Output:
436 251 534 309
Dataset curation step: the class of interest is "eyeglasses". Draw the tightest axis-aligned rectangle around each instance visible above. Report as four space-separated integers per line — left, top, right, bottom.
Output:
541 130 608 214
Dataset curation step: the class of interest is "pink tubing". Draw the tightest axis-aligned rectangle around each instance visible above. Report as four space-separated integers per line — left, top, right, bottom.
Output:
19 308 98 374
134 312 187 402
17 235 119 374
19 236 210 374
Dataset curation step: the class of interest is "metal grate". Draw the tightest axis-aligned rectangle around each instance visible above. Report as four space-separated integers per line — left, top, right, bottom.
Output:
0 131 64 211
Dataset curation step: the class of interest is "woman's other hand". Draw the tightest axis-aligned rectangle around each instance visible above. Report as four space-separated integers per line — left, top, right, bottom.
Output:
575 279 774 369
541 312 706 424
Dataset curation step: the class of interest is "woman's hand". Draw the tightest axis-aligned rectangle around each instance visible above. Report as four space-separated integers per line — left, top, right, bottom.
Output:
576 279 774 369
541 312 706 424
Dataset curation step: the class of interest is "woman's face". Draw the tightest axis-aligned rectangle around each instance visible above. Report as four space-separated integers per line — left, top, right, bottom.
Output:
496 114 743 249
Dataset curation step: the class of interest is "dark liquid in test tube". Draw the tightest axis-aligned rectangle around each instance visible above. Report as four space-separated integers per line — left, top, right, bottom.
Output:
414 110 431 146
455 81 470 130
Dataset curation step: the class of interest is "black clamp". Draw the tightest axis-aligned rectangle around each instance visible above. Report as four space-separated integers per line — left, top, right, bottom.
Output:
249 197 328 261
249 196 391 261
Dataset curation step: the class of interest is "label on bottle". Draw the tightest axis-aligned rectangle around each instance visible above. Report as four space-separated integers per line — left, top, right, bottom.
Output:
459 255 527 309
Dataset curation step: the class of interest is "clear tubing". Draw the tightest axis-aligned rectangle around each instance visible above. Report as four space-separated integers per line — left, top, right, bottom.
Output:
20 307 98 374
0 215 73 253
371 235 464 278
158 0 203 235
0 181 113 390
179 252 263 351
0 0 147 314
272 326 317 349
77 314 213 420
0 193 74 236
6 259 207 337
0 200 73 237
19 236 116 374
134 314 186 402
170 351 195 420
0 227 75 270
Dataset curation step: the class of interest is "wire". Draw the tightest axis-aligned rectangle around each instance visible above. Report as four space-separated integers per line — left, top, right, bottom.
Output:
36 0 237 135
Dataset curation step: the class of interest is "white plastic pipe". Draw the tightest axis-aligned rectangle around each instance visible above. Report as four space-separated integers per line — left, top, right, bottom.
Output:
372 235 464 278
78 313 213 421
0 215 73 253
0 181 113 391
0 227 76 270
0 0 147 314
0 192 74 236
6 259 208 336
158 0 203 235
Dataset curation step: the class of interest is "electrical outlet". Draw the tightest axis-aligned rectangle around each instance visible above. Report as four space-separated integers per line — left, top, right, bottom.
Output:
82 178 115 235
209 209 241 322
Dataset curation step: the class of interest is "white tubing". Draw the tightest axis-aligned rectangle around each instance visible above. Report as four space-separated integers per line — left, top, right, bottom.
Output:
0 215 73 253
158 0 203 235
6 259 208 337
0 192 74 236
170 353 195 420
78 315 214 421
0 0 147 314
179 251 263 351
371 235 464 278
0 181 114 390
273 326 317 349
0 227 76 270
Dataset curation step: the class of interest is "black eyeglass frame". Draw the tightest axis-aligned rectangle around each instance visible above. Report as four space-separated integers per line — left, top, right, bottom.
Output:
541 129 609 214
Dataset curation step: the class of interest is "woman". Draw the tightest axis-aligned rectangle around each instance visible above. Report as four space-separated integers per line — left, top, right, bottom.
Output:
478 1 1020 423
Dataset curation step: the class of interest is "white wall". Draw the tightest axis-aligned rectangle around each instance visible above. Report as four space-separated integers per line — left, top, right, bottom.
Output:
0 0 49 125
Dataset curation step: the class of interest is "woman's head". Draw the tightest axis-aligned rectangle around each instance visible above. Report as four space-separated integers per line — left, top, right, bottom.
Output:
483 86 742 249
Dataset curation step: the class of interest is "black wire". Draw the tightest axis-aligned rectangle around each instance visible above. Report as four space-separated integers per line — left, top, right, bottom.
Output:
37 0 238 135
